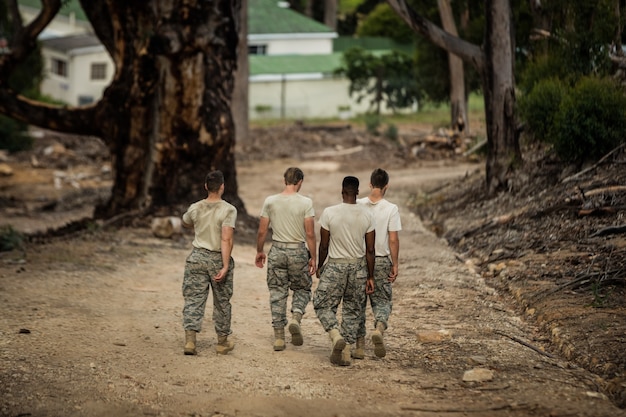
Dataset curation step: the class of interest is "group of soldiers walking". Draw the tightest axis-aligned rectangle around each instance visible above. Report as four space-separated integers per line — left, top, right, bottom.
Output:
180 167 401 366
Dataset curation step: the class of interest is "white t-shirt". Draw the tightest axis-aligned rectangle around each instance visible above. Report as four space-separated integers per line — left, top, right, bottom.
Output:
357 197 402 257
260 193 315 243
319 203 375 259
182 200 237 251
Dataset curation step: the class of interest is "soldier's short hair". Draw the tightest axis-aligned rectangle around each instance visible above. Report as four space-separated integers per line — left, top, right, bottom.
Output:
205 170 225 193
370 168 389 189
342 176 359 193
284 167 304 185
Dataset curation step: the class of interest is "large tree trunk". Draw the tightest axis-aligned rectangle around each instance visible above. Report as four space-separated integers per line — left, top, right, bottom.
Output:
437 0 468 134
233 0 250 145
0 0 247 219
483 0 520 193
386 0 520 193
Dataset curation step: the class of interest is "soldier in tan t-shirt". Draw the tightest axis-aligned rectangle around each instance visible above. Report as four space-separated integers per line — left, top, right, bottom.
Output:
181 170 237 356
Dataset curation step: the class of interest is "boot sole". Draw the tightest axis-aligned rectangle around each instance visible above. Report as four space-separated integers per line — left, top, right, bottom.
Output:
288 322 303 346
184 349 197 355
273 342 286 351
371 332 386 358
216 344 235 355
330 338 346 365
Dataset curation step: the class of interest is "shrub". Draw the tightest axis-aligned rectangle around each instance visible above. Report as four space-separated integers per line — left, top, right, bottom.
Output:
551 77 626 163
384 123 398 142
518 78 568 141
364 113 381 135
0 115 33 153
0 225 24 252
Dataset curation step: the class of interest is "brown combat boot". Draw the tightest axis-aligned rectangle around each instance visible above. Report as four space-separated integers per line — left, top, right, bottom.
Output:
351 336 365 359
288 312 303 346
340 344 352 366
273 328 286 351
328 329 346 365
184 330 197 355
216 335 234 355
371 322 386 358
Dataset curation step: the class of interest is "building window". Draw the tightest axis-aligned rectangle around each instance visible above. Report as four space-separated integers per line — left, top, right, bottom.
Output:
51 58 68 77
90 62 107 80
78 95 94 105
248 44 267 55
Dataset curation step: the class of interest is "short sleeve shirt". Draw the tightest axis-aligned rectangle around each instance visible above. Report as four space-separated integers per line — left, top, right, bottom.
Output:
357 197 402 257
319 203 375 259
260 193 314 243
182 199 237 251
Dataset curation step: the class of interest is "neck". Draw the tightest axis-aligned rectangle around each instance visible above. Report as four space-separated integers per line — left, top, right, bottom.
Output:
206 192 221 202
281 184 298 195
368 189 384 202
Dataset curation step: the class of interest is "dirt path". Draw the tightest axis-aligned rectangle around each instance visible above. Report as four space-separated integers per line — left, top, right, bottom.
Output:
1 158 624 417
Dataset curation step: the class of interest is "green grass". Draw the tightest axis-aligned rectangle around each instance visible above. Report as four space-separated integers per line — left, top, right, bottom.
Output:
249 94 486 131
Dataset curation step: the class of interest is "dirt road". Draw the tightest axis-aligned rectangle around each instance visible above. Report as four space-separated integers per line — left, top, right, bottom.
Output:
1 158 624 417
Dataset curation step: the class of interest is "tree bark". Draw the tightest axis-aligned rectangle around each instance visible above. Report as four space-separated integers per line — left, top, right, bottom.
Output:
233 0 250 145
437 0 468 134
0 0 247 218
324 0 337 30
387 0 521 192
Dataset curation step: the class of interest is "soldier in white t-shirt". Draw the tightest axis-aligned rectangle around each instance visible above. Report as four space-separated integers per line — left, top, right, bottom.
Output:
314 176 375 366
256 167 317 351
355 168 401 358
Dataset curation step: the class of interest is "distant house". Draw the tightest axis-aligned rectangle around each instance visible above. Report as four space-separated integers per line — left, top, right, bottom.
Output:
18 0 391 119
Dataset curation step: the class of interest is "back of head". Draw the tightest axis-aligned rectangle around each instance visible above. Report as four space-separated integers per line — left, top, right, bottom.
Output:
370 168 389 189
342 176 359 195
284 167 304 185
205 170 225 193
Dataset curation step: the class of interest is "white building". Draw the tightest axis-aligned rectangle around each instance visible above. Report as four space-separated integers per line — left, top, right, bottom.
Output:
19 0 392 119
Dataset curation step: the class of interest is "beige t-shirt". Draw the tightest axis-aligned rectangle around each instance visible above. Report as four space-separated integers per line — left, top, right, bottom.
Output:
182 199 237 251
260 193 314 243
357 197 402 257
319 203 375 259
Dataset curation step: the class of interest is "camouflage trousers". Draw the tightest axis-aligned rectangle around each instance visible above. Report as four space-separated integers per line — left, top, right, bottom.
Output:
182 247 235 337
313 257 367 344
357 256 393 338
266 244 312 328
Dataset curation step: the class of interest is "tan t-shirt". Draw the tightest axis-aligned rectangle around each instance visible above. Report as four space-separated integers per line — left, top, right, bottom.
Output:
182 199 237 251
260 193 314 243
319 203 375 259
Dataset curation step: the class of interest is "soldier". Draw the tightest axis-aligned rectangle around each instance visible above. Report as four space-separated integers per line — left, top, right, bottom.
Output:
255 167 316 350
181 170 237 355
314 176 375 366
355 168 402 358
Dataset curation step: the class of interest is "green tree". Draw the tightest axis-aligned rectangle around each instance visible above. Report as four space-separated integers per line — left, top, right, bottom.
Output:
337 47 421 114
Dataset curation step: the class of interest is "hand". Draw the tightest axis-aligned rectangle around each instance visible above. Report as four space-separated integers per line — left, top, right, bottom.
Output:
255 252 266 268
213 267 227 282
308 258 316 276
388 264 398 283
366 278 375 294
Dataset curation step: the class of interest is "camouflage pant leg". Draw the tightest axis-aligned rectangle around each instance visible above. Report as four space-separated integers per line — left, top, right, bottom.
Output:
286 248 312 315
370 257 393 330
339 260 367 345
267 246 311 328
182 248 234 335
314 259 366 344
313 262 348 333
210 257 235 337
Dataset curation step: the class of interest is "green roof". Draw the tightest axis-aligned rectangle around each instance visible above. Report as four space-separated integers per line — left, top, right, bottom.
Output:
250 53 343 76
20 0 334 36
247 0 334 35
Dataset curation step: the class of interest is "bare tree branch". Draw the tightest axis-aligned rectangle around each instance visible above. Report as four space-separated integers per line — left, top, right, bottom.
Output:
386 0 484 72
79 0 115 56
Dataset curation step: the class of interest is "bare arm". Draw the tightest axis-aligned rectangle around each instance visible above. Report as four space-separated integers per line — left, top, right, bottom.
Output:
304 216 317 276
365 230 376 294
316 227 330 278
255 216 270 268
388 230 399 281
214 226 234 282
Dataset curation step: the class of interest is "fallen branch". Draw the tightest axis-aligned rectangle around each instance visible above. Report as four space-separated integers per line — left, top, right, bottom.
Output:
562 143 626 183
494 330 556 359
401 403 525 413
578 207 617 216
462 138 487 156
579 185 626 198
590 224 626 237
303 145 363 158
